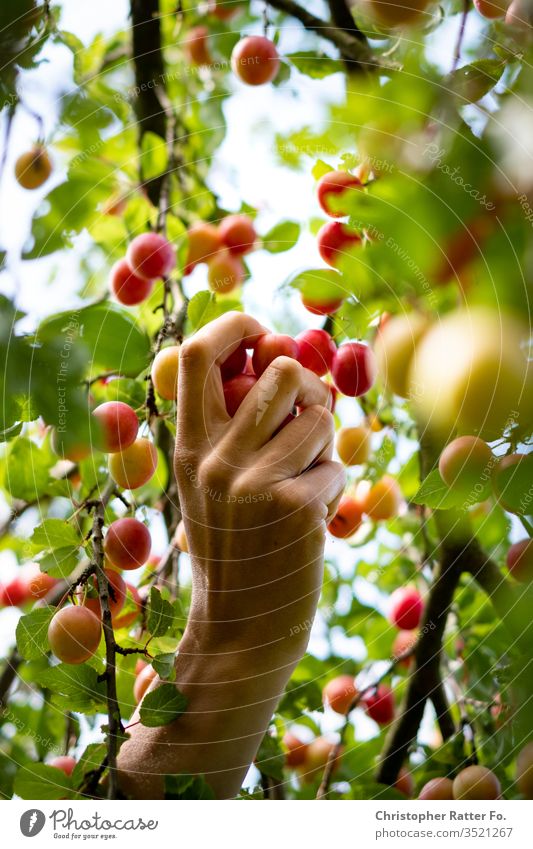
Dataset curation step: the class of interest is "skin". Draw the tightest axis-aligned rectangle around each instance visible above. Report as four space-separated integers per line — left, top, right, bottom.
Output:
117 312 345 798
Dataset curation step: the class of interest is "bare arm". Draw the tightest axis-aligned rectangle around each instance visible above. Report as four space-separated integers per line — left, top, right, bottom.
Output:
117 312 345 798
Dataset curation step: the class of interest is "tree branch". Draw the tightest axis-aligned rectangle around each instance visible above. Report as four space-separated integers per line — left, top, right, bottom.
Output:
266 0 376 70
430 681 455 741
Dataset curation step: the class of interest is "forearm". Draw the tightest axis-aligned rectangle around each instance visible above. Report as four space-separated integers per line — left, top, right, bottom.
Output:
117 580 317 799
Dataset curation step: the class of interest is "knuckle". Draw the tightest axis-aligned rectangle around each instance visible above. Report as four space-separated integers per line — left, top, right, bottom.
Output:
179 336 208 368
198 454 230 491
305 404 335 436
266 356 302 389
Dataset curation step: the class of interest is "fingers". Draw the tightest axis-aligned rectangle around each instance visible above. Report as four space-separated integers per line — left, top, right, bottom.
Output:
255 405 335 481
288 460 346 523
227 356 331 449
177 312 267 439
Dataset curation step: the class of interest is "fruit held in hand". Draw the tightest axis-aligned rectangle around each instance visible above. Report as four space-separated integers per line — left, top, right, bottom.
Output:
92 401 139 453
418 777 454 800
151 345 180 401
453 765 501 800
328 495 363 538
219 214 256 255
223 373 257 416
390 586 423 630
439 435 493 499
15 145 52 189
105 518 151 571
48 606 102 664
109 438 158 489
323 675 357 714
252 333 299 376
134 664 158 703
283 732 309 768
207 249 245 293
362 475 401 520
506 539 533 583
375 312 429 398
185 222 222 274
317 170 363 218
109 258 154 306
296 329 336 377
516 741 533 799
184 25 212 65
126 233 175 280
301 294 343 315
363 684 394 725
336 426 371 466
231 36 280 86
331 342 376 397
220 344 248 380
317 221 362 269
50 756 77 776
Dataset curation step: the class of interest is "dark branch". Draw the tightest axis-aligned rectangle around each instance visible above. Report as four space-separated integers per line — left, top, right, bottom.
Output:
431 682 455 741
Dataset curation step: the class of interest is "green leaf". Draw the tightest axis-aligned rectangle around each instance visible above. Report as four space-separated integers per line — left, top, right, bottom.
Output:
152 652 176 680
495 455 533 516
165 773 215 799
37 303 151 378
141 131 169 181
187 290 242 332
288 268 345 302
38 547 80 579
139 683 187 727
5 438 51 501
16 608 54 661
286 52 344 80
412 469 468 510
39 664 106 713
450 59 505 104
146 587 174 638
14 763 72 800
262 220 301 253
71 743 108 789
31 519 81 551
255 732 285 781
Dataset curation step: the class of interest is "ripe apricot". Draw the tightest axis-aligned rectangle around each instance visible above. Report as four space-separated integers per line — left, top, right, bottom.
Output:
301 294 343 315
109 438 158 490
207 250 245 293
219 214 256 255
474 0 510 16
92 401 139 453
112 583 142 630
24 565 58 600
151 345 180 401
323 675 358 715
365 0 433 27
301 737 340 781
336 426 371 466
50 756 77 776
15 145 52 189
126 232 175 280
48 606 102 664
81 569 127 619
439 435 494 499
185 222 222 274
283 733 309 768
453 765 501 800
231 36 280 86
134 664 158 703
418 777 454 800
362 475 401 520
328 495 363 538
104 518 151 571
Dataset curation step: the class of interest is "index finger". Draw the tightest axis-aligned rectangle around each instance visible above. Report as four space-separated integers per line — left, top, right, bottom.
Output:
177 311 267 437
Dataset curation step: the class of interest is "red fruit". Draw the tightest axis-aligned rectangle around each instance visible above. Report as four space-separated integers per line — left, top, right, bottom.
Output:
126 233 175 280
317 170 363 218
184 25 212 66
185 222 222 274
328 495 363 538
301 294 343 315
418 777 454 800
231 36 280 86
104 518 151 571
392 630 417 667
506 539 533 582
317 220 362 268
0 578 28 607
208 0 240 19
135 658 148 676
48 606 102 664
296 328 336 377
219 214 256 255
24 567 58 600
395 767 414 797
207 250 245 293
331 342 376 397
283 733 309 768
108 438 158 490
252 333 299 376
109 258 154 306
112 583 142 629
223 374 257 416
220 344 248 380
301 737 341 781
323 675 357 715
81 569 127 619
363 684 394 725
390 586 423 631
92 401 139 453
50 756 77 777
474 0 509 17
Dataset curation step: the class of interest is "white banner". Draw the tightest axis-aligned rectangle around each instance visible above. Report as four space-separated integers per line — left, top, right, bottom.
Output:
4 800 532 848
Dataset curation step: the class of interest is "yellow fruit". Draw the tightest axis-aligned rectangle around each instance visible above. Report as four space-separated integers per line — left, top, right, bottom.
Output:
15 145 52 189
151 346 180 401
409 309 531 439
362 475 402 520
375 313 430 398
336 426 371 465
